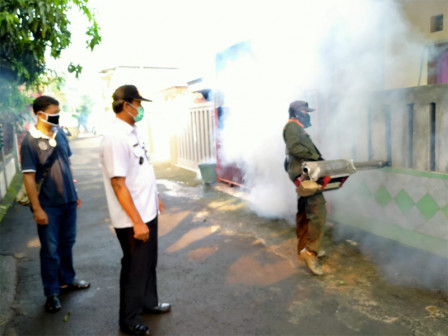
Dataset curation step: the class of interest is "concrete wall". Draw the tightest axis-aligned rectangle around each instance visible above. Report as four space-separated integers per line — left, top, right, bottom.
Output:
385 0 448 89
374 84 448 172
328 84 448 257
0 154 18 200
401 0 448 41
329 168 448 258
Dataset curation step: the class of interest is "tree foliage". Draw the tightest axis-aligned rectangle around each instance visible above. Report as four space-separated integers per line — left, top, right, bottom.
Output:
0 0 101 122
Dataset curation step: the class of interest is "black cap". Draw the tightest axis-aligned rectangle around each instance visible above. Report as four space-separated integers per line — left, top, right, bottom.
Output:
113 85 152 103
289 100 315 112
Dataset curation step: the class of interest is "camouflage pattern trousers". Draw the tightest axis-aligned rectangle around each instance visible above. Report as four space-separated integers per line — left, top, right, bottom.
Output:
296 192 327 255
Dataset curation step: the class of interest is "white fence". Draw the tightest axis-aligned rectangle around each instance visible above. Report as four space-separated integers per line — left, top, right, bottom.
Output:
0 154 18 200
0 124 20 201
176 103 215 171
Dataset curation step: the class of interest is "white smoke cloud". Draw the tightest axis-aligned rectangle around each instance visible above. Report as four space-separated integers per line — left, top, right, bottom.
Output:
213 1 448 290
214 0 427 220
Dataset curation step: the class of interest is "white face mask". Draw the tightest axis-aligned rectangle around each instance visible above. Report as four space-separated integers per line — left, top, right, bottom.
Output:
38 111 60 126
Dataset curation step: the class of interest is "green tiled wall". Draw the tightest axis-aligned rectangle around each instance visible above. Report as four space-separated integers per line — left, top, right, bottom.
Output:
328 168 448 258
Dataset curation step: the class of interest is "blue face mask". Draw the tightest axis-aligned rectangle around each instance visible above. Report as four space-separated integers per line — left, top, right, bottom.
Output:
294 111 311 128
127 104 144 122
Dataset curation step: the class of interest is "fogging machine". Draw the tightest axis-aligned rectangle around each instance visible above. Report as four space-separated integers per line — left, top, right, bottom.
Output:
296 159 389 197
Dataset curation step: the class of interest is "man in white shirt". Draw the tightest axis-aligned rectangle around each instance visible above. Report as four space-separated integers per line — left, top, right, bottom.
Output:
100 85 170 336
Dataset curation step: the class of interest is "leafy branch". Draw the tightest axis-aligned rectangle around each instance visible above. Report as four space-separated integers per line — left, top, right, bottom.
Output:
0 0 102 122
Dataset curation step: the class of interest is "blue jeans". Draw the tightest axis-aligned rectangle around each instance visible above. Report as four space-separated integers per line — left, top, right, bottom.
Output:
37 202 77 297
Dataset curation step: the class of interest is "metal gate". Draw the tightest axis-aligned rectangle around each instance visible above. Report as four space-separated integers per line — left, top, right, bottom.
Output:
176 103 215 171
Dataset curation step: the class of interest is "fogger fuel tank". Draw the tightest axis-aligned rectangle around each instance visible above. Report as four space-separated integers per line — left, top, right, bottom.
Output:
301 159 390 193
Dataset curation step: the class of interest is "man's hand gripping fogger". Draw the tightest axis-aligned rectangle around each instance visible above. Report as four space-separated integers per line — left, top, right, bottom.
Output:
295 172 320 197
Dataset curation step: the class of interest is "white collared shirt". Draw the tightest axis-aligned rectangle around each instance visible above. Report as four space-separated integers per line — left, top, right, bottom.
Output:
100 118 158 228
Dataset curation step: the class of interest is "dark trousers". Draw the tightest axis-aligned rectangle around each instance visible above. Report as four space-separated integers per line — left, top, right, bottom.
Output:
296 193 327 255
38 202 77 297
115 217 159 327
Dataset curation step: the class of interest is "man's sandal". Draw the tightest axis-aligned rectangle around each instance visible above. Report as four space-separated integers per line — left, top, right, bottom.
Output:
60 279 90 292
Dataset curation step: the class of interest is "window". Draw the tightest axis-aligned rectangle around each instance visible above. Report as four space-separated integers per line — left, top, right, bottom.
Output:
430 14 443 33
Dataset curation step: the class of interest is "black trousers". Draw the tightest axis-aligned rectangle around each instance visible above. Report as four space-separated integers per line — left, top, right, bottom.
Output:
115 216 159 326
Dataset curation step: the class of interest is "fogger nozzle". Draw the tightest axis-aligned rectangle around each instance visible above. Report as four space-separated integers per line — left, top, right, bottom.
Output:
353 160 390 170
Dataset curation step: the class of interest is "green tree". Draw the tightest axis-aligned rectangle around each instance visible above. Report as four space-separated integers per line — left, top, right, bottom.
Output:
0 0 101 122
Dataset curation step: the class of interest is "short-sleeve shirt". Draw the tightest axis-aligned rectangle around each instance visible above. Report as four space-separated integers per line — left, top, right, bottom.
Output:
100 118 159 229
20 125 78 206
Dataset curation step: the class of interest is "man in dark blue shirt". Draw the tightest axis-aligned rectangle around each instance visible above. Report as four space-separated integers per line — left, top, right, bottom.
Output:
20 95 90 313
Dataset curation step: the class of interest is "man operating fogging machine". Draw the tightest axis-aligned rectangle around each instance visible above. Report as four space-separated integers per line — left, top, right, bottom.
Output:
283 100 327 275
283 101 389 276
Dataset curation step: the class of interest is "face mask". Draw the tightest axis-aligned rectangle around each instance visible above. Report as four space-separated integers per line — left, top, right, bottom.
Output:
127 104 145 122
301 113 312 128
38 111 60 126
294 112 311 128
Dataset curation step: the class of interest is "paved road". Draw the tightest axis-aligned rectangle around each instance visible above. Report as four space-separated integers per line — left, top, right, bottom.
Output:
0 135 447 336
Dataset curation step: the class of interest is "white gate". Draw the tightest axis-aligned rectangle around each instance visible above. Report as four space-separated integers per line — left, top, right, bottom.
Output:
176 103 215 171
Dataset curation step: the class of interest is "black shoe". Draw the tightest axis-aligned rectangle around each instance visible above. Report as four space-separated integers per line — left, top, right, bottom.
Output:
120 323 151 335
45 294 61 313
144 303 171 314
60 279 90 292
